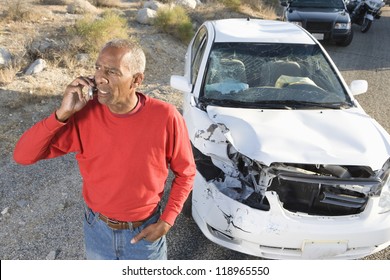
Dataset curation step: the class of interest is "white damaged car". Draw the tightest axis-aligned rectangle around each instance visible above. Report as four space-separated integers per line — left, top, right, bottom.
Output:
170 18 390 259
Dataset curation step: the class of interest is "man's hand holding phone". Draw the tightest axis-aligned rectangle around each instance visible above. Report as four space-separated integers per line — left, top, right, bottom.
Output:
55 76 95 122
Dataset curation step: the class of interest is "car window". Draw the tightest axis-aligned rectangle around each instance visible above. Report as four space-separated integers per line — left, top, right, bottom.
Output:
191 27 207 85
289 0 345 8
201 42 352 109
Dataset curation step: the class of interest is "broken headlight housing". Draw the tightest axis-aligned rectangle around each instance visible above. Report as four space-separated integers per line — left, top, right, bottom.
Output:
195 142 389 216
378 159 390 214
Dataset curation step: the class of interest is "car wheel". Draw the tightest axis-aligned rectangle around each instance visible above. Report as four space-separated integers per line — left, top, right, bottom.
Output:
336 30 354 46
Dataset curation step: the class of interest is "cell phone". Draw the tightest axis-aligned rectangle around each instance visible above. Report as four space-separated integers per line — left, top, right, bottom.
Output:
87 78 96 100
88 86 95 100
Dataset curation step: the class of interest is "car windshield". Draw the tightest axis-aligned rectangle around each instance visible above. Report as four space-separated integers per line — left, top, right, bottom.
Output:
200 42 353 109
288 0 345 9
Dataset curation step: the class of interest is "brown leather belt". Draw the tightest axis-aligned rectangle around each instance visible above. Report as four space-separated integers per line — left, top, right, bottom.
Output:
98 214 146 230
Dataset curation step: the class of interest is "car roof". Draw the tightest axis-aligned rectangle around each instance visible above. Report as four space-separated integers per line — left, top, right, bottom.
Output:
208 18 316 44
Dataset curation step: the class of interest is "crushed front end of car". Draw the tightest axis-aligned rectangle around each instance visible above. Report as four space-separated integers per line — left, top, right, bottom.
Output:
189 107 390 259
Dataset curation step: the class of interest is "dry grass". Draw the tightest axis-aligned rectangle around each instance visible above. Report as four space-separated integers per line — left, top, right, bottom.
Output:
37 0 68 4
0 62 22 86
67 10 130 55
221 0 241 12
154 5 194 44
90 0 123 8
211 0 279 18
2 0 49 22
188 0 278 25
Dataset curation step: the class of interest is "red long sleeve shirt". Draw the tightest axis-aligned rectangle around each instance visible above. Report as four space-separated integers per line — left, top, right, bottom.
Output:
13 93 196 225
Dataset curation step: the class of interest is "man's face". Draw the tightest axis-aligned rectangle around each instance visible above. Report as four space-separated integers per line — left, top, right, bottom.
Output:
94 46 135 111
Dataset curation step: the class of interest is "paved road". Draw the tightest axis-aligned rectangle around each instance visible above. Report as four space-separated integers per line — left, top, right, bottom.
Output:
325 6 390 133
169 7 390 260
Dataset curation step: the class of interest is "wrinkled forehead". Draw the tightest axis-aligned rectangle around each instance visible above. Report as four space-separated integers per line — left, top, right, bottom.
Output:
96 46 131 70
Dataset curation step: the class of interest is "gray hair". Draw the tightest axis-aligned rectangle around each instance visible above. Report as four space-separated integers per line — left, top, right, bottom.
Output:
103 39 146 74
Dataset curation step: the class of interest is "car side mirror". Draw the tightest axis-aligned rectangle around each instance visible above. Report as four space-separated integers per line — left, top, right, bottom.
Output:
349 80 368 96
170 75 192 93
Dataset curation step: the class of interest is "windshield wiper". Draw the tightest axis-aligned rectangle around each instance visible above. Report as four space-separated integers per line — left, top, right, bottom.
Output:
199 99 351 110
280 100 351 109
201 99 291 109
202 99 259 108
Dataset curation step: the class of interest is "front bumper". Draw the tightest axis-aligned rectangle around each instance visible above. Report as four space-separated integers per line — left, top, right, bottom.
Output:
303 21 352 43
192 173 390 259
330 28 353 43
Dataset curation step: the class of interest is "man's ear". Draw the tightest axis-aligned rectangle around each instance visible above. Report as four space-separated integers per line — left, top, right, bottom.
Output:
132 73 144 87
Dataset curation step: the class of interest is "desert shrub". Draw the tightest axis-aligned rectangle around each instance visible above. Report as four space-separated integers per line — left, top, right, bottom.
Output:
2 0 28 21
153 6 194 44
0 65 16 86
67 10 129 55
220 0 241 12
243 0 280 10
0 58 24 86
37 0 68 4
2 0 43 22
90 0 122 7
214 0 278 16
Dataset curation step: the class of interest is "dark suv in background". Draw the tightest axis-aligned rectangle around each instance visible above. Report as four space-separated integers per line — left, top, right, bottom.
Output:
280 0 353 46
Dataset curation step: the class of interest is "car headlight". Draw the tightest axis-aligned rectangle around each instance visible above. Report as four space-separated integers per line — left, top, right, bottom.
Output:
334 22 351 30
290 21 302 27
378 169 390 214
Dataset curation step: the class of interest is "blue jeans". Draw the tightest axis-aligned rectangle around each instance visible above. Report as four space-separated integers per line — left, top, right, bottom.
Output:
83 206 167 260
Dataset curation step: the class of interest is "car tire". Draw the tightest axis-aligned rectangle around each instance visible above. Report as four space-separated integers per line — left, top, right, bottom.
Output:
336 30 354 46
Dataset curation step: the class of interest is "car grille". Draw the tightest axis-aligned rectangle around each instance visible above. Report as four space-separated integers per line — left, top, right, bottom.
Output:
261 163 381 216
268 175 371 216
305 21 333 32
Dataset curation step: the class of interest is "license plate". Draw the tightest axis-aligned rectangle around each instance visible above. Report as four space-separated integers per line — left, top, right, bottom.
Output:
302 240 347 259
312 33 324 40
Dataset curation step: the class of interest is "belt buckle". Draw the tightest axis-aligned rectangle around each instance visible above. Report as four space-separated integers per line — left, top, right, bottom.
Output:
106 217 128 230
107 217 120 225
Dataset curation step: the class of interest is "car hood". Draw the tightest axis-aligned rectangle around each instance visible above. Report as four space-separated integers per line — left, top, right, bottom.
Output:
206 106 390 170
287 8 349 22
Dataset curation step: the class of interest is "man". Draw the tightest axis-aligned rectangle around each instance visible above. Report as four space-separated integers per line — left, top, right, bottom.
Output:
13 39 196 260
